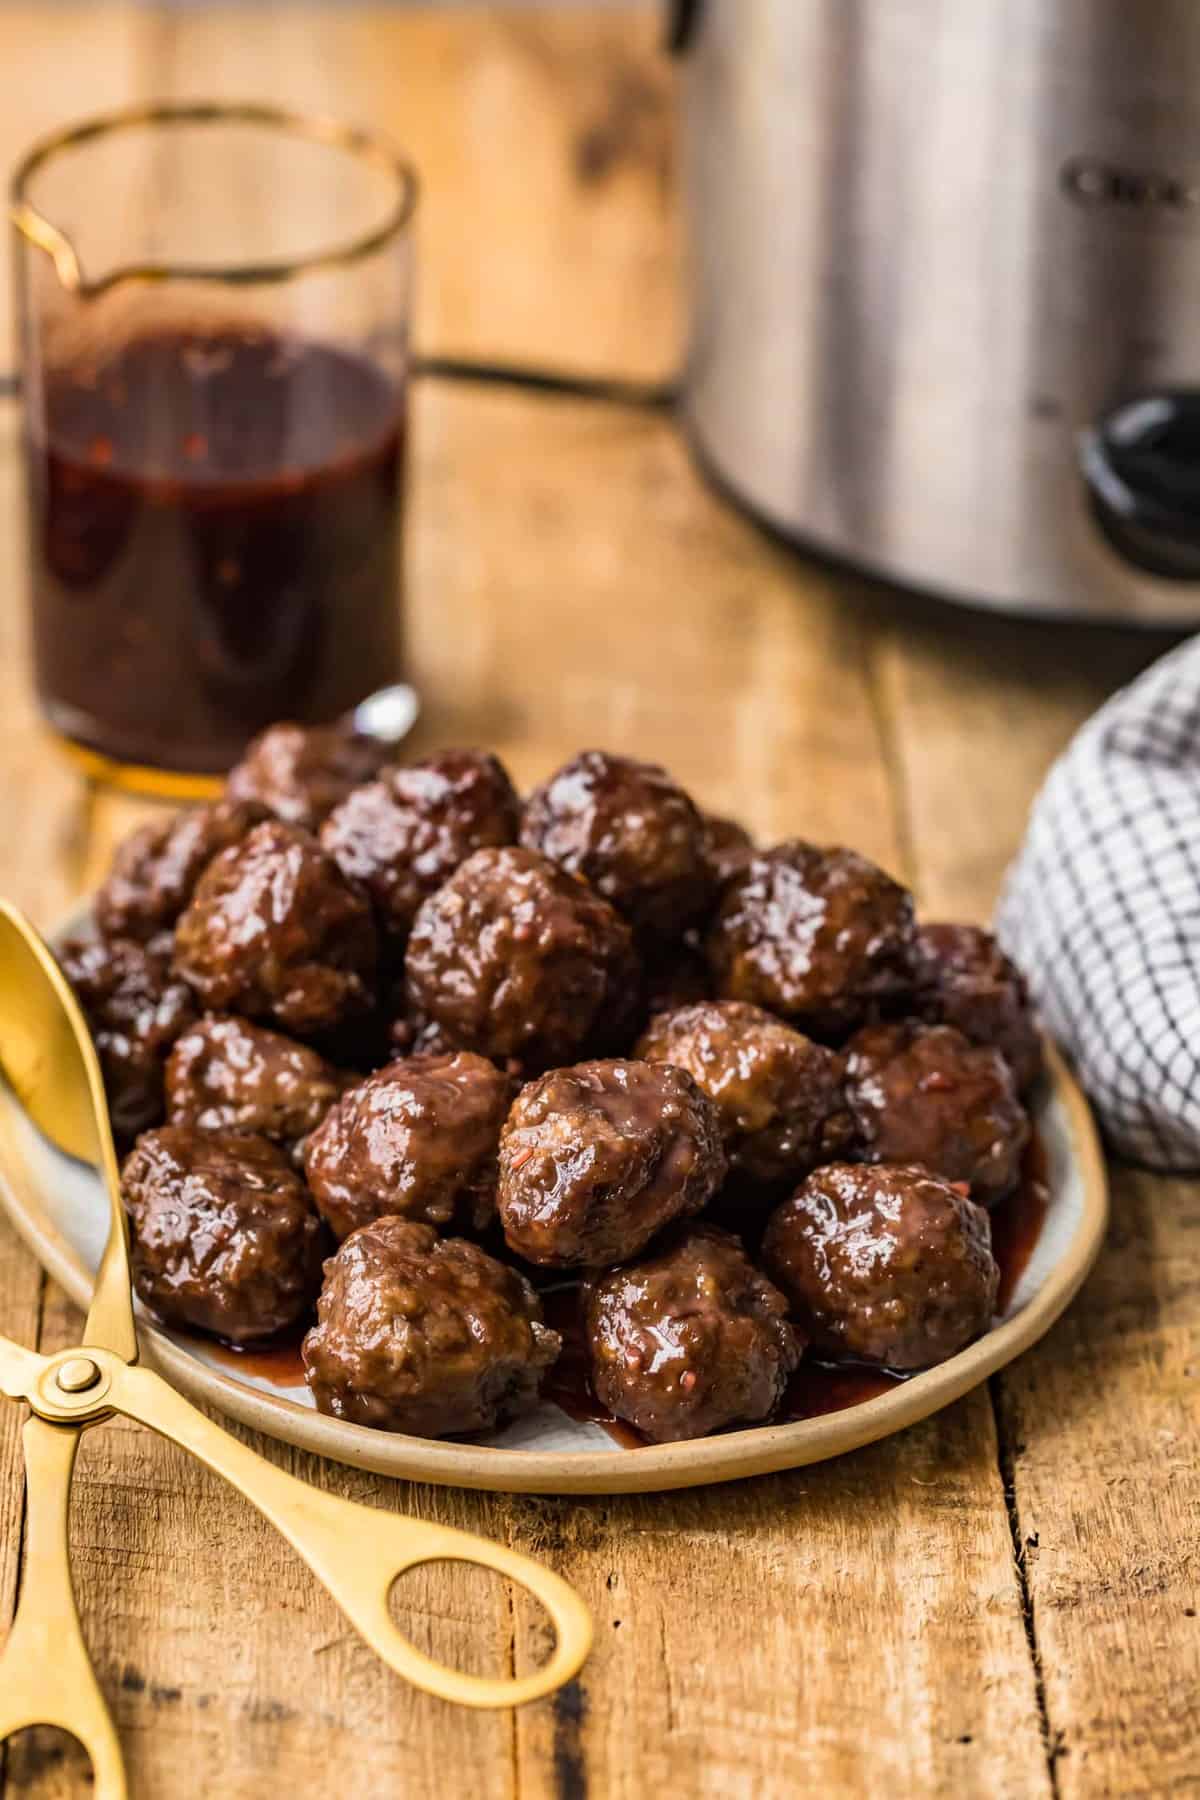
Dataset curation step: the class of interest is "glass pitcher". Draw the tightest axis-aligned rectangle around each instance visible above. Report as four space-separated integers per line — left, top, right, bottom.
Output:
11 103 417 795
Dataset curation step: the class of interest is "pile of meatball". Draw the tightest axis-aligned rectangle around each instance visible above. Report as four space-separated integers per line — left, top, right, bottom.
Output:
61 722 1043 1447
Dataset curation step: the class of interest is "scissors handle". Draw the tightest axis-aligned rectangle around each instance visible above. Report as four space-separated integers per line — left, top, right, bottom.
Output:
112 1360 592 1709
0 1416 127 1799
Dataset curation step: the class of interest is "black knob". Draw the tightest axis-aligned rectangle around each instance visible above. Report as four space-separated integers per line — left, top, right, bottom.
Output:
666 0 704 54
1081 390 1200 580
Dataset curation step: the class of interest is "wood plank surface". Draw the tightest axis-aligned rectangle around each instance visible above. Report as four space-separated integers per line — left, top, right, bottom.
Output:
875 614 1200 1797
0 5 155 376
0 5 1194 1798
142 2 682 384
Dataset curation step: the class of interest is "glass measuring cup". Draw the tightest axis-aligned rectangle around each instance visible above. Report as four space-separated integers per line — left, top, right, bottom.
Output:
11 103 417 794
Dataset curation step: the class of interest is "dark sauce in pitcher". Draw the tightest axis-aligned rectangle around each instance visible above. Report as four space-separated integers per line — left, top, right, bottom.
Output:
25 327 405 774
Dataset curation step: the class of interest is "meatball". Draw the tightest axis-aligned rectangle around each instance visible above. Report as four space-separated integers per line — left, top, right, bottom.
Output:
497 1058 726 1267
635 1000 851 1184
121 1125 325 1343
304 1052 513 1239
700 812 754 888
95 798 268 942
403 846 638 1070
844 1020 1028 1206
762 1162 998 1369
913 923 1043 1093
706 841 916 1037
301 1217 560 1435
60 933 196 1139
585 1225 801 1443
321 748 519 950
520 749 714 938
173 820 377 1036
165 1014 346 1151
226 721 393 829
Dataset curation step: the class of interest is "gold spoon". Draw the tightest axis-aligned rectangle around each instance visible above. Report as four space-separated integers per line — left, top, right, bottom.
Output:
0 900 591 1797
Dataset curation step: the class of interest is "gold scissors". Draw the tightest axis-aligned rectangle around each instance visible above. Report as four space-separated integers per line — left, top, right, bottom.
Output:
0 901 591 1798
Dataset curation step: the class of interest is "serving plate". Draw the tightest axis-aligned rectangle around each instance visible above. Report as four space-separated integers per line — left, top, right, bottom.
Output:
0 968 1107 1495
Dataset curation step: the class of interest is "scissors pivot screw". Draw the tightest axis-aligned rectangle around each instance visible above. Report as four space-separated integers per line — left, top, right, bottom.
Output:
56 1357 101 1395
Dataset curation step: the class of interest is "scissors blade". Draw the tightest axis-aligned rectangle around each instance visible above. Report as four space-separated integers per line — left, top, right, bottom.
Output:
0 903 137 1365
0 1330 44 1403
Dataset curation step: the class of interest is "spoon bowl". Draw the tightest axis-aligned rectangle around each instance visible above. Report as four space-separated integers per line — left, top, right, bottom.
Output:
0 902 111 1166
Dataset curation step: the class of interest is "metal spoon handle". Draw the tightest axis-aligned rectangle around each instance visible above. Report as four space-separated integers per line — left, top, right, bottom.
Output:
0 1417 127 1799
111 1360 592 1709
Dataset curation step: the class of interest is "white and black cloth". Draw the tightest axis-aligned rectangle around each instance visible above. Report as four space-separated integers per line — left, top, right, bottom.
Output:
997 634 1200 1172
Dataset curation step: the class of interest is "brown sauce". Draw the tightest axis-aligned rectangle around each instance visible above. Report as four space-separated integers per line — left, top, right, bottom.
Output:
539 1285 647 1449
992 1130 1050 1315
537 1284 906 1446
201 1329 306 1387
197 1131 1051 1448
26 327 405 774
777 1359 905 1420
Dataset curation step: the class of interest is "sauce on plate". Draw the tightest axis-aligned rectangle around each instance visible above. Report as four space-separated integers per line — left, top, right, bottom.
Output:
200 1130 1052 1448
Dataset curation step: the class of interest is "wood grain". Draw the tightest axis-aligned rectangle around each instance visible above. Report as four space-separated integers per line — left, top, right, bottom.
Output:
509 1406 1052 1798
876 613 1200 1795
141 3 682 383
998 1165 1200 1798
871 606 1166 917
0 5 154 370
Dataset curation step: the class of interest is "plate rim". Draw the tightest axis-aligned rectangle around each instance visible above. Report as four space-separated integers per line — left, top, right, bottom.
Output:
0 956 1108 1494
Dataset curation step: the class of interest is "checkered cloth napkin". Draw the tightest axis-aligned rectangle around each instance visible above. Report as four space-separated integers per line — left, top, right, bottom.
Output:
996 635 1200 1171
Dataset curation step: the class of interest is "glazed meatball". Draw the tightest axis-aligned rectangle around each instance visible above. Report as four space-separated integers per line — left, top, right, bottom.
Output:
763 1163 998 1369
635 1000 851 1184
498 1058 726 1267
585 1225 801 1442
707 841 915 1037
844 1020 1028 1206
173 820 377 1036
404 846 638 1070
60 934 196 1139
700 812 754 888
321 749 519 950
304 1052 513 1239
913 923 1043 1093
226 721 393 829
95 798 267 942
165 1014 345 1151
301 1217 560 1435
520 750 714 938
121 1126 325 1343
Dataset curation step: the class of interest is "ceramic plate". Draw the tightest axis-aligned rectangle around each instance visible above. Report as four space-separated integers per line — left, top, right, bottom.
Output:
0 941 1106 1497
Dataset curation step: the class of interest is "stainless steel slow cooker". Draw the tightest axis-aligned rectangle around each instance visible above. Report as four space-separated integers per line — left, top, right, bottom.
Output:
671 0 1200 624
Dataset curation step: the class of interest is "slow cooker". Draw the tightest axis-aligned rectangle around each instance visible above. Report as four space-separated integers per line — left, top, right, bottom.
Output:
672 0 1200 624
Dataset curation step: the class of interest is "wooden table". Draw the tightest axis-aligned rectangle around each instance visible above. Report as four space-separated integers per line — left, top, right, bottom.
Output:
0 8 1196 1796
